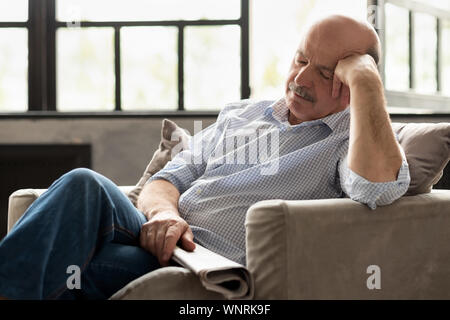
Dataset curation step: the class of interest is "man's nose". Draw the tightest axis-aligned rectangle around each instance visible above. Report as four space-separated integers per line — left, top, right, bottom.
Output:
294 65 313 88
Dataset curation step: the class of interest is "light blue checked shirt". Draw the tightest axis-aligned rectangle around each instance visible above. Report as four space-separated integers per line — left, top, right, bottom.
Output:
148 98 410 265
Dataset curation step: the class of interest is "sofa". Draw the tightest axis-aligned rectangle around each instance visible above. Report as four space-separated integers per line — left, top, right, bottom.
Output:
7 187 450 299
6 120 450 299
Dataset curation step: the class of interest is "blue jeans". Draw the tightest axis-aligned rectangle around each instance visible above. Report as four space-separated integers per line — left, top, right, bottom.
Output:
0 168 161 299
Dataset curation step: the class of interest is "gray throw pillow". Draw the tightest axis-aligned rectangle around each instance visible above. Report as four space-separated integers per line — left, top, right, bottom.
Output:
392 122 450 195
128 119 191 207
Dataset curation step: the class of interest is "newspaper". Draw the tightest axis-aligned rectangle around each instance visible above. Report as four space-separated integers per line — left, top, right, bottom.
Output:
171 244 254 300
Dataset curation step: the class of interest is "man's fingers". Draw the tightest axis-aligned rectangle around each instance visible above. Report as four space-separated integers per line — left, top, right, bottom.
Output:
140 224 151 251
340 84 350 106
155 226 167 261
332 74 342 99
160 226 182 265
139 227 147 250
146 227 157 255
181 229 196 252
139 213 194 266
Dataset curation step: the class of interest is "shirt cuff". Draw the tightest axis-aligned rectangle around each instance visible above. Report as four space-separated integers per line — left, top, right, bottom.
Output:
343 158 410 210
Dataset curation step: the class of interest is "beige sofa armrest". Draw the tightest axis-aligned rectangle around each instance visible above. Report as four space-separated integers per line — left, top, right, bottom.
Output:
245 190 450 299
8 189 47 233
7 186 135 234
109 266 224 300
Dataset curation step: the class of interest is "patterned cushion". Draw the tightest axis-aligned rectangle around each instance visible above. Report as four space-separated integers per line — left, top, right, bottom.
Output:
127 119 191 207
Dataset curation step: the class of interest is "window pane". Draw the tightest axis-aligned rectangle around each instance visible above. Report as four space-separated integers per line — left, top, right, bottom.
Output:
442 20 450 96
185 26 240 110
413 13 437 94
57 28 115 111
250 0 366 101
0 0 27 22
121 27 177 110
0 28 27 112
413 0 450 12
56 0 240 22
385 4 409 91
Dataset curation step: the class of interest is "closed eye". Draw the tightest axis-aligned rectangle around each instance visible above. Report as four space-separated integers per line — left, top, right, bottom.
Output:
296 60 307 66
320 71 331 80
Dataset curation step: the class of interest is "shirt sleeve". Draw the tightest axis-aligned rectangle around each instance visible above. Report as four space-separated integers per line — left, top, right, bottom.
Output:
338 145 411 210
146 102 244 194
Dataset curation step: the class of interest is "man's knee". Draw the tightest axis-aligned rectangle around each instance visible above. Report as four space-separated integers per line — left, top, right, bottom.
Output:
62 168 101 187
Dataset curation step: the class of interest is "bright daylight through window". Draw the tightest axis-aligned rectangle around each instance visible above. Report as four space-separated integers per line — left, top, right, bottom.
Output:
0 0 449 113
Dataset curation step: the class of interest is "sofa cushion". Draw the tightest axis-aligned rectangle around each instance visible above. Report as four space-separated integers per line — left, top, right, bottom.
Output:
127 119 191 207
392 122 450 195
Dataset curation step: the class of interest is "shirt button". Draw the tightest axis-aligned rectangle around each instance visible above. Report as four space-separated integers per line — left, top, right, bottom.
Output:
196 189 202 195
286 126 292 131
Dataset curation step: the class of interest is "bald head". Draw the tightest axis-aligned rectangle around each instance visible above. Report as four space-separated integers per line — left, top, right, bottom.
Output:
304 14 381 65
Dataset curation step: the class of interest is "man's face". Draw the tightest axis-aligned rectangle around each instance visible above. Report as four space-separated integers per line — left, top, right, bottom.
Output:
284 16 379 124
285 30 348 124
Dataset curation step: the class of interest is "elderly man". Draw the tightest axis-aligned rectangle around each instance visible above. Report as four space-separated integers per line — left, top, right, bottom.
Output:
0 15 410 300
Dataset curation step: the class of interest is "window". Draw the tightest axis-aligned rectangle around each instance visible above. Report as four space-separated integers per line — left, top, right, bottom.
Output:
0 0 248 112
56 27 115 111
1 0 449 114
0 0 28 112
184 25 241 110
54 0 245 111
380 0 450 112
120 27 178 111
250 0 450 113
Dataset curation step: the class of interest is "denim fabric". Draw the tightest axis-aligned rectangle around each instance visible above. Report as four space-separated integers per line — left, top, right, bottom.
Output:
0 168 161 300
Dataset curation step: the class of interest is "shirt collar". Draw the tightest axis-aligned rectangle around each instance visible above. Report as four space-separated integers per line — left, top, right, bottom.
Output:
270 98 289 122
266 97 350 132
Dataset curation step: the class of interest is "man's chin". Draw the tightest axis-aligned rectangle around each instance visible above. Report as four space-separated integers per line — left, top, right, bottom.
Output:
287 103 313 124
287 95 313 113
287 97 328 123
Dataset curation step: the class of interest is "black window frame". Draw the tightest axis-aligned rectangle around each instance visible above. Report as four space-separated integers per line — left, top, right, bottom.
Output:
2 0 450 117
9 0 250 113
368 0 450 112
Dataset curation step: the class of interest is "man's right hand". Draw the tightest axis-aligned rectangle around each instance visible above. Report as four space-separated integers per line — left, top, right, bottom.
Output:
139 210 196 266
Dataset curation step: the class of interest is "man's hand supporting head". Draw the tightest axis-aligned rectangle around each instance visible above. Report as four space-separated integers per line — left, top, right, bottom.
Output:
334 53 403 183
286 14 403 183
137 179 196 266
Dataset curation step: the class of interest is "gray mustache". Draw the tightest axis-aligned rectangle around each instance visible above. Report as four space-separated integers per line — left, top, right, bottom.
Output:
288 82 315 102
